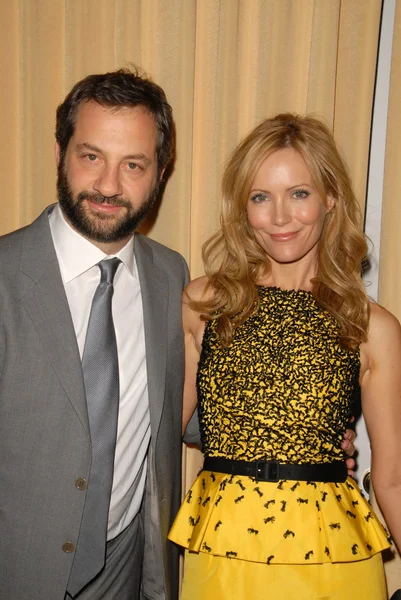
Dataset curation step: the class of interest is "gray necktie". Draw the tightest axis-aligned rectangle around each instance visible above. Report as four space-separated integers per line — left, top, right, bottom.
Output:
67 258 121 596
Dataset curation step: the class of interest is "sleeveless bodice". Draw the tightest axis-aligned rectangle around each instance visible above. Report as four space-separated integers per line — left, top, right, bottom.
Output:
197 286 360 464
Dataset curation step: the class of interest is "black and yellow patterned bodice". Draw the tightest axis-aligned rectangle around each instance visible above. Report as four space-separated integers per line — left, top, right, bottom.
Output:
170 287 389 564
197 286 360 464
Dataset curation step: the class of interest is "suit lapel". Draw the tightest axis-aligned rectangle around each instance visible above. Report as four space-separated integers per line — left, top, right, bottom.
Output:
19 207 89 436
135 235 168 445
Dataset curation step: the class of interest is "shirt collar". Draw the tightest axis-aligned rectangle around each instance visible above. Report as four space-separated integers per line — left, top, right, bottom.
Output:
49 203 136 284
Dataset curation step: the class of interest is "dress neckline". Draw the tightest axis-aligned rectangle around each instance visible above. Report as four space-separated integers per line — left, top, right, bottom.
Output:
256 285 313 296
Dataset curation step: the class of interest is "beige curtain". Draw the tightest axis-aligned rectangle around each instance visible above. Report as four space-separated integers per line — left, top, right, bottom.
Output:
0 0 382 486
379 0 401 321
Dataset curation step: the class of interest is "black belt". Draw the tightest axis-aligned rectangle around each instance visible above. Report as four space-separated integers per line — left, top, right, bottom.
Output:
203 456 347 483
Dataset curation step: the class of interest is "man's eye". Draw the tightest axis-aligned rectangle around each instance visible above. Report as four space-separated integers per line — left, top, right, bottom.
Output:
86 154 97 162
127 162 139 170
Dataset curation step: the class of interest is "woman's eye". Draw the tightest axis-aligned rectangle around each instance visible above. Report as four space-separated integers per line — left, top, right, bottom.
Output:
293 189 309 199
250 193 268 203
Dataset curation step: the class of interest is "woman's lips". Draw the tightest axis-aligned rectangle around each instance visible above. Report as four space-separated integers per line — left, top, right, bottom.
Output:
270 231 298 241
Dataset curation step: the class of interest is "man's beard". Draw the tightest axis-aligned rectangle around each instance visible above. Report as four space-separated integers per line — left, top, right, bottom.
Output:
57 160 160 244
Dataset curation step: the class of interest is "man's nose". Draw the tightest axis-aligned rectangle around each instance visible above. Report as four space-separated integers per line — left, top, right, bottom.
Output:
93 165 123 198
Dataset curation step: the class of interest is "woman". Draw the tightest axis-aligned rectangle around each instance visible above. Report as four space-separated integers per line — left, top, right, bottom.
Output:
169 114 401 599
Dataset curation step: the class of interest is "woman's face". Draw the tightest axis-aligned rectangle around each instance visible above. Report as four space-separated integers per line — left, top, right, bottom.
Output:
246 148 333 266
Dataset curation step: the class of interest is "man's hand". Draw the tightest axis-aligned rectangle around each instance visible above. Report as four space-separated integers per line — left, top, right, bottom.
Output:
342 421 356 476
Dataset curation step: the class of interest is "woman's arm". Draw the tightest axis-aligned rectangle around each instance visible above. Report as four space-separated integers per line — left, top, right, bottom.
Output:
181 277 208 434
361 302 401 552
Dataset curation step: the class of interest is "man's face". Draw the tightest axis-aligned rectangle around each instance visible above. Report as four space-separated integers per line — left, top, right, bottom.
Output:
56 101 162 251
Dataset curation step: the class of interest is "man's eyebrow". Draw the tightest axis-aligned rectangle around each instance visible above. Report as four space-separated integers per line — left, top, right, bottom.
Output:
75 143 152 165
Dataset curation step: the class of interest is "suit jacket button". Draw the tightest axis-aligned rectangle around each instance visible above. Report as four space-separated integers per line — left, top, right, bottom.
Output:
75 477 88 490
62 542 75 553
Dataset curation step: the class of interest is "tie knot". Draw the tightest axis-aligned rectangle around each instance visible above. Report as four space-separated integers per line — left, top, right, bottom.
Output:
98 258 121 285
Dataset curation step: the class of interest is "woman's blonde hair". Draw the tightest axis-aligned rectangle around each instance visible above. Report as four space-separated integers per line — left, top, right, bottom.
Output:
194 113 369 349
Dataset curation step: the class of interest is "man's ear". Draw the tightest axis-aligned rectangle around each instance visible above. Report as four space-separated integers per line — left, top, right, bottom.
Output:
54 142 61 166
159 166 166 183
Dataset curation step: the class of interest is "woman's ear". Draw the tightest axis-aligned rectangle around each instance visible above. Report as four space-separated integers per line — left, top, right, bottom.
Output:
326 195 335 212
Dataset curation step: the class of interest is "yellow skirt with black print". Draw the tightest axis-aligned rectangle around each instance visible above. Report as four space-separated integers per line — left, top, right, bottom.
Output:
169 471 390 599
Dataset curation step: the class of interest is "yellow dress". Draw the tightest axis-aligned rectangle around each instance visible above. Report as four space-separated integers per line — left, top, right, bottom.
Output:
169 287 390 599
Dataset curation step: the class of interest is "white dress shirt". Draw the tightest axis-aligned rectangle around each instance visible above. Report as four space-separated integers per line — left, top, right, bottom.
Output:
49 204 150 539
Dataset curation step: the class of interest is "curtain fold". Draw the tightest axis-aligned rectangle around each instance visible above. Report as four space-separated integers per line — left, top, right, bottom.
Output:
379 0 401 319
0 2 20 232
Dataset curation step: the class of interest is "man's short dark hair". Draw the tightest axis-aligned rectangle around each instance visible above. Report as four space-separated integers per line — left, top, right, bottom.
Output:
56 67 174 173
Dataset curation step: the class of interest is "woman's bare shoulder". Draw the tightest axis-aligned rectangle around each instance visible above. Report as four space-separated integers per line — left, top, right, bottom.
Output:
183 275 214 304
362 302 401 367
368 301 401 339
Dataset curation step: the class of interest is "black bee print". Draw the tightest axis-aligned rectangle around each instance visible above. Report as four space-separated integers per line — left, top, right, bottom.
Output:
248 527 259 535
214 520 222 531
186 490 193 504
281 501 287 512
364 512 373 522
266 555 274 565
210 472 216 482
334 483 339 488
226 551 237 558
219 480 228 491
215 495 223 507
297 497 308 504
346 481 355 490
351 544 359 555
202 542 211 552
366 543 372 551
236 480 245 491
307 481 317 488
198 496 202 505
315 501 320 511
329 522 341 530
228 475 235 484
321 492 328 502
234 495 244 504
202 478 206 490
351 500 359 508
194 516 200 526
202 496 211 507
335 494 342 502
283 529 295 538
189 517 195 526
305 550 314 560
346 510 356 519
264 499 275 509
264 516 276 524
277 481 285 490
290 482 300 492
253 487 263 497
324 546 330 557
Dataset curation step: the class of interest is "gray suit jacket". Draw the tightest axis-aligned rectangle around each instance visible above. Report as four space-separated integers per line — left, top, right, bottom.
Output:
0 206 189 600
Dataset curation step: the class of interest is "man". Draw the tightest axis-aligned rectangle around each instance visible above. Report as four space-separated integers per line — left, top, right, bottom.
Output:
0 69 188 599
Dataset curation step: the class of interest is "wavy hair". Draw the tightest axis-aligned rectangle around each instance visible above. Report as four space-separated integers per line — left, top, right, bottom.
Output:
193 113 369 349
